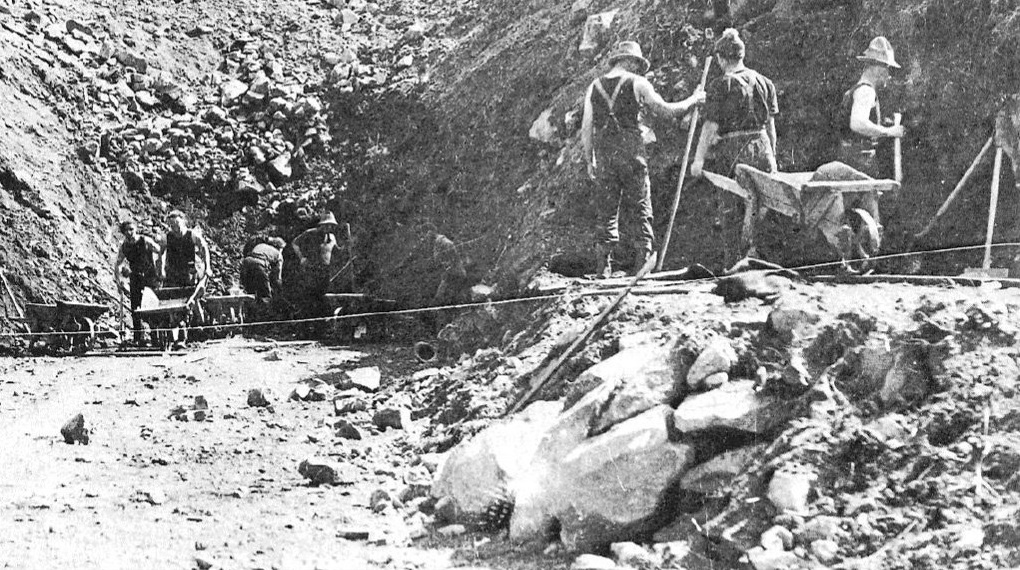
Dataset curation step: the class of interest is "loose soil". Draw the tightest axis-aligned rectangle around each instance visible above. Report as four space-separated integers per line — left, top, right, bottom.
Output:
4 278 1020 569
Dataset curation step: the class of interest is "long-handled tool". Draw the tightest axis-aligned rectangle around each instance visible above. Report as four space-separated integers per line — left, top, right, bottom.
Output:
507 252 658 416
657 54 714 272
0 269 24 320
892 112 903 183
914 137 994 239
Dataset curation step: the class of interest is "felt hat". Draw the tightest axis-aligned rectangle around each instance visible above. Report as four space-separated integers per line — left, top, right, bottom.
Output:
317 211 339 227
607 41 650 74
857 36 900 69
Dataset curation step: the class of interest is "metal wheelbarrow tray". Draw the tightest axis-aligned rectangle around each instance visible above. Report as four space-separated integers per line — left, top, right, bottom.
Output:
703 162 900 270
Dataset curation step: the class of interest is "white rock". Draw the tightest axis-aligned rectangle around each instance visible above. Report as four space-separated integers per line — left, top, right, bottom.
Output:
515 405 696 550
529 108 557 144
686 338 737 389
767 467 815 513
432 401 560 520
578 12 616 53
610 542 654 567
674 380 790 434
571 554 616 569
810 539 839 562
344 366 381 391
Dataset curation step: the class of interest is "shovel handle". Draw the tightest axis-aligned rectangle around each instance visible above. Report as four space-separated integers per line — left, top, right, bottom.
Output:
657 56 713 272
893 113 903 183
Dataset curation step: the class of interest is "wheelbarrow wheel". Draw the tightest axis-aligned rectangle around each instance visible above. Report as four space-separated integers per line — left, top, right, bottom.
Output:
843 208 881 274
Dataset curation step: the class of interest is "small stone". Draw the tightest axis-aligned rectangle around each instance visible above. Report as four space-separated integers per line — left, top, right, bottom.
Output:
247 389 271 407
139 488 167 505
298 458 348 486
335 419 362 440
372 407 412 431
760 525 794 551
337 527 371 540
369 489 391 513
610 542 653 567
767 466 816 513
571 554 617 569
61 413 89 445
437 524 466 537
687 338 737 389
810 539 839 563
334 397 368 415
344 367 381 391
955 526 984 551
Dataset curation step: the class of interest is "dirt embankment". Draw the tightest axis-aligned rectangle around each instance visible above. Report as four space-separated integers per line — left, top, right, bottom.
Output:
330 0 1020 302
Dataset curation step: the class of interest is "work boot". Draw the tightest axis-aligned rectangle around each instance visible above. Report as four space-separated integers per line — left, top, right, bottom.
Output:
594 245 613 279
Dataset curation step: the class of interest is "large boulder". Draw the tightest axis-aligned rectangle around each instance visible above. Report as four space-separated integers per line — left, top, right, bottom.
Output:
431 400 561 521
511 405 696 550
565 342 685 434
673 380 794 435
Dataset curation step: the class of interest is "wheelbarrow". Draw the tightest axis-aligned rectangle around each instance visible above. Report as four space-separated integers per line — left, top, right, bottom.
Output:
202 294 256 325
324 293 398 342
133 275 207 349
702 162 900 271
16 300 109 352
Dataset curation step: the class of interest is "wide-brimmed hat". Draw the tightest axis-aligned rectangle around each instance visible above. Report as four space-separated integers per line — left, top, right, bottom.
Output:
856 36 900 69
607 41 650 74
317 211 339 227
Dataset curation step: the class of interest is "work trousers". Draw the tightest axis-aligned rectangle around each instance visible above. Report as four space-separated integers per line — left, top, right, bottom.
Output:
709 130 776 177
240 257 276 301
594 139 654 256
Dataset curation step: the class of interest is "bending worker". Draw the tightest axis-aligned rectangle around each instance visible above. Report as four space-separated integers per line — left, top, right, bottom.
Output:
113 220 160 343
240 237 286 302
581 40 705 278
161 210 211 288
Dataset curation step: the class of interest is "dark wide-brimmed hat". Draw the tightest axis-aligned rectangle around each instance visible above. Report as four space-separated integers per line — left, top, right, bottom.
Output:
607 41 650 74
857 36 900 69
317 211 339 227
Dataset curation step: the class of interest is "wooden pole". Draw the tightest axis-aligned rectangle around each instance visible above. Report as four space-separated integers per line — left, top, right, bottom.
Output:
657 57 713 272
507 253 658 415
914 137 994 238
983 147 1004 271
892 113 903 183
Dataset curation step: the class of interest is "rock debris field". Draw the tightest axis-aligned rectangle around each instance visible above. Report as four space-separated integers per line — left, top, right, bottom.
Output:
2 278 1020 570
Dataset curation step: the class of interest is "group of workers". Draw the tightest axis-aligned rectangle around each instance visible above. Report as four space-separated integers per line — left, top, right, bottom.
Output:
581 31 905 276
115 209 346 342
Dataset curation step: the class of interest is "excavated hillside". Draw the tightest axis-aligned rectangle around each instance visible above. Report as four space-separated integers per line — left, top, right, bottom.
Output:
2 0 1020 310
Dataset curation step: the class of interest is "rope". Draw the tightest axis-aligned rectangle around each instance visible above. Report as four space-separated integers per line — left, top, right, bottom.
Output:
1 241 1018 339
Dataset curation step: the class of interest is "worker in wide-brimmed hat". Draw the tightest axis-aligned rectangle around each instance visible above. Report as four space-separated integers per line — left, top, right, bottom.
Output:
835 36 905 177
286 211 345 318
581 40 706 278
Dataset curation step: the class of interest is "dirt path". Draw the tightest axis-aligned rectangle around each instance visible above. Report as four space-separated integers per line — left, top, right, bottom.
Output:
0 338 462 570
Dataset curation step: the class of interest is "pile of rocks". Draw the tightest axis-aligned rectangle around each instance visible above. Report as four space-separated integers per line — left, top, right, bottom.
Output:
2 0 442 221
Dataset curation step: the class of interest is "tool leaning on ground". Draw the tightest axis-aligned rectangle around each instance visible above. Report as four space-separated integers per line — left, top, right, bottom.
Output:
507 252 658 415
658 30 715 272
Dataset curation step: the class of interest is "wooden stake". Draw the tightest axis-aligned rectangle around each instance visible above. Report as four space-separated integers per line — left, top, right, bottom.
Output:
657 57 713 271
983 147 1003 271
914 137 993 238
